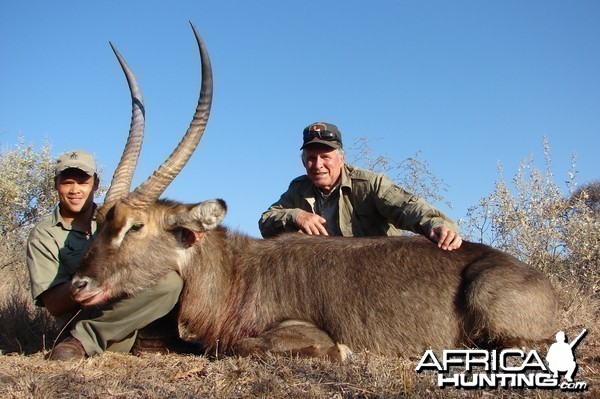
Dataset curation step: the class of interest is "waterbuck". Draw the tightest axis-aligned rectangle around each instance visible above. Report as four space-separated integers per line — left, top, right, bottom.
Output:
71 23 558 361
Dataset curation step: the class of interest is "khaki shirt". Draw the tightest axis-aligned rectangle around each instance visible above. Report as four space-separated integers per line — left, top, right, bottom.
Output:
26 205 96 309
259 164 458 238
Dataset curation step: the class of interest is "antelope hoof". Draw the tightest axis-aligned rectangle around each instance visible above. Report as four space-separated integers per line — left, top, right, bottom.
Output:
328 343 354 363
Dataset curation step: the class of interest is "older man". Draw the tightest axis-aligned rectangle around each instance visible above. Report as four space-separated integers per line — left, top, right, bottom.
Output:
26 150 196 360
259 122 462 250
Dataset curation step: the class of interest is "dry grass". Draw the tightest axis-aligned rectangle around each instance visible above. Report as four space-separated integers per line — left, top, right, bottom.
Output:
1 345 598 398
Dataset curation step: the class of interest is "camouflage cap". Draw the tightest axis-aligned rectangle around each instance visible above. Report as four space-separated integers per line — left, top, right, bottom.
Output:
55 150 97 177
301 122 343 150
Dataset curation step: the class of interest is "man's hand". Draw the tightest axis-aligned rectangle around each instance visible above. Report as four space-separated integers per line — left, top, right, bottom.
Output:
39 281 81 317
295 210 329 236
429 226 462 251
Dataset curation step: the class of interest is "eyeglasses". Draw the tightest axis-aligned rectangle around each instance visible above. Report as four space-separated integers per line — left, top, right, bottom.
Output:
303 130 338 141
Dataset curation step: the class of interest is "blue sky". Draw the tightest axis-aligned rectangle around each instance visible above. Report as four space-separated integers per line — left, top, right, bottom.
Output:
1 1 598 237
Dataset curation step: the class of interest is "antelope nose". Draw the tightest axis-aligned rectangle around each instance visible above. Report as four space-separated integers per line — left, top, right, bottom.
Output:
70 276 89 295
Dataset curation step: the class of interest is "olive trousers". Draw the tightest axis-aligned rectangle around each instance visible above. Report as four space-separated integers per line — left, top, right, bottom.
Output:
69 271 183 356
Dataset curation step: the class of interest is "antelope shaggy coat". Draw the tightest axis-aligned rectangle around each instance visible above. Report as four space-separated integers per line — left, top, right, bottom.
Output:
70 23 558 361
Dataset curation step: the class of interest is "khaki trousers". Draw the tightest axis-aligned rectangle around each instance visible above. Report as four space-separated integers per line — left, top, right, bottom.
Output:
70 271 183 356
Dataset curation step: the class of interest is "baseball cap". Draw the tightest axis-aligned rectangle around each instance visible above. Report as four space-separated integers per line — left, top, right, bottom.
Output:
301 122 343 150
55 150 97 177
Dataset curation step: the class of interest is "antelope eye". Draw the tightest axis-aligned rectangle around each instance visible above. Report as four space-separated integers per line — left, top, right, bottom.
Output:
130 223 144 232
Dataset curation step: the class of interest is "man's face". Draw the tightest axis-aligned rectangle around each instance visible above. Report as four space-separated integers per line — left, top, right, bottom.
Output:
55 169 99 219
302 145 345 193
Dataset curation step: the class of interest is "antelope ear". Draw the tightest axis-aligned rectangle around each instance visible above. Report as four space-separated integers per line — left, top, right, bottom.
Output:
178 228 206 248
169 199 227 232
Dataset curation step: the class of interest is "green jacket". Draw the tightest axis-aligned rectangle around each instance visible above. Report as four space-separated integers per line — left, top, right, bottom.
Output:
259 164 458 238
26 206 96 303
26 205 97 326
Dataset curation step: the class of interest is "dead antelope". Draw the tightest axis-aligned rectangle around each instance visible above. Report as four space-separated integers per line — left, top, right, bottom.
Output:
71 23 558 361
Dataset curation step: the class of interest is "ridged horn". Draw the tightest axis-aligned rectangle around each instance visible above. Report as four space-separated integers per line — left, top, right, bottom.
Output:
97 42 146 222
123 22 213 208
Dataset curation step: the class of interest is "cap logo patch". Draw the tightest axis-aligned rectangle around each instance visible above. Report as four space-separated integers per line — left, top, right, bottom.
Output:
69 152 78 160
309 123 327 132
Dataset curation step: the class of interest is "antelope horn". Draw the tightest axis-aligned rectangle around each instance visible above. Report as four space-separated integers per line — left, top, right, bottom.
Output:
124 22 213 208
97 42 146 222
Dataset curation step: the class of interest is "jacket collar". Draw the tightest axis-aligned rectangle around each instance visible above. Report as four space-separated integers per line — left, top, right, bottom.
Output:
52 203 98 233
340 164 353 191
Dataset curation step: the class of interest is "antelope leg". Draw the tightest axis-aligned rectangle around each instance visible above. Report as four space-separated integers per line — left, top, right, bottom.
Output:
234 320 353 362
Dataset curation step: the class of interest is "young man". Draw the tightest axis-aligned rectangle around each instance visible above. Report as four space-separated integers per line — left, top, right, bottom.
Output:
259 122 462 250
26 150 195 360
